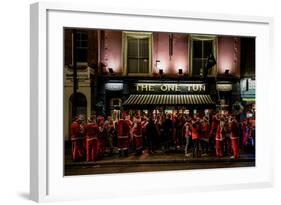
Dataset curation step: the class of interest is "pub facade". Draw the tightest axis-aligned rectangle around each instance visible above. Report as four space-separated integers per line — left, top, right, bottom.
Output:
63 29 255 140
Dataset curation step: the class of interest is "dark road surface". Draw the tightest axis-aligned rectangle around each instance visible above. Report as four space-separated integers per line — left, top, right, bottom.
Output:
65 161 255 176
64 142 255 176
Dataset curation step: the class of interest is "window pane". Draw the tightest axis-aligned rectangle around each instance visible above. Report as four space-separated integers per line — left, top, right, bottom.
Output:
193 59 203 76
191 38 215 76
76 48 87 62
139 39 149 58
76 39 81 47
139 58 149 73
128 38 138 57
127 58 138 73
193 40 202 58
76 32 81 40
80 33 88 40
79 41 88 48
127 37 149 74
75 32 88 62
203 40 213 58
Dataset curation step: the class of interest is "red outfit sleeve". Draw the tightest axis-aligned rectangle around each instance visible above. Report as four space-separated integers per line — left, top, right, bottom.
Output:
70 122 80 137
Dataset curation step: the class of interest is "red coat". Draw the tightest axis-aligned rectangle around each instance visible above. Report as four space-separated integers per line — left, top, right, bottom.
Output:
117 119 130 150
216 124 226 141
117 119 130 136
97 127 107 153
201 122 210 139
211 115 220 132
230 120 239 139
132 123 143 150
85 123 98 161
85 123 98 138
70 122 80 139
191 122 200 140
70 121 84 160
132 123 142 136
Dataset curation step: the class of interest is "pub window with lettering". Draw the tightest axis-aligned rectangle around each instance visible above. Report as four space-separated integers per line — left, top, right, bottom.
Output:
123 32 152 75
190 35 217 77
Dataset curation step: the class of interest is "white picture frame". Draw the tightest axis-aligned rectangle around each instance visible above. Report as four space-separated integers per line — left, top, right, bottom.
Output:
30 2 274 202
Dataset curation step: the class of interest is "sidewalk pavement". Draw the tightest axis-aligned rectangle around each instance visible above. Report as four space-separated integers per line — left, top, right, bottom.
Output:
65 148 255 167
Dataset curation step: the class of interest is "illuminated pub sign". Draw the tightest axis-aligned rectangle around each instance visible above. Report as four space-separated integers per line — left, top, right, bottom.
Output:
132 83 207 93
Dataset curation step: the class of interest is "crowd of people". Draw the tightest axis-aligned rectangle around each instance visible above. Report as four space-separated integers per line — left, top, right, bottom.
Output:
69 110 255 162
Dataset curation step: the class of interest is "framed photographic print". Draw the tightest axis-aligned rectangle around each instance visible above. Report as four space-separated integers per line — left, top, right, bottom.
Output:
30 2 274 202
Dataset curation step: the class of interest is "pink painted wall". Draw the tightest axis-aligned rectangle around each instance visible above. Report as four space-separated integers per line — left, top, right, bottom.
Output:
217 36 240 76
153 33 189 75
101 31 240 77
102 30 122 73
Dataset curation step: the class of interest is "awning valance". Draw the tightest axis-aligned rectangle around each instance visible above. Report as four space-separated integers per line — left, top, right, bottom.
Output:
123 94 214 106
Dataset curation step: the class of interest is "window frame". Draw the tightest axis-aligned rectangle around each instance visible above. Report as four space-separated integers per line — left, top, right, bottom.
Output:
72 31 89 66
189 35 218 77
122 31 153 76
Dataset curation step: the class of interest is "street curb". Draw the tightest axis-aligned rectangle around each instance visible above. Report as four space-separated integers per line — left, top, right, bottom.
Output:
65 157 255 167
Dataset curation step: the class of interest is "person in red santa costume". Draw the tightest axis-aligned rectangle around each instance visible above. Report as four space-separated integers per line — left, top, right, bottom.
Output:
106 117 115 156
70 116 85 161
126 114 133 151
85 116 99 161
141 116 149 147
229 114 240 159
191 116 201 158
132 114 143 155
241 119 248 149
96 115 104 127
209 112 220 155
97 119 107 159
182 115 192 157
215 115 226 158
117 112 131 157
200 116 210 156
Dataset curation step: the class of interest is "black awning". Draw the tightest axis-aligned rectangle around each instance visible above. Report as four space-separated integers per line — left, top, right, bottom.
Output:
123 94 214 106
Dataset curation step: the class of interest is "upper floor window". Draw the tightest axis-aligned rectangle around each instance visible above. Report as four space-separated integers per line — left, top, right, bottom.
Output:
75 31 88 64
190 35 217 77
123 32 152 75
240 37 255 77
